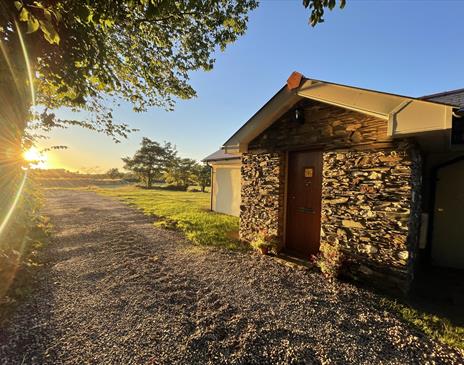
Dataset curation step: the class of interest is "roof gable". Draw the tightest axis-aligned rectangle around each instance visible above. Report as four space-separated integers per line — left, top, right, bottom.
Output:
223 72 454 154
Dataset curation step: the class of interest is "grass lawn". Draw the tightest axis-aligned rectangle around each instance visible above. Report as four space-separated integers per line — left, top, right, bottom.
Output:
91 185 243 250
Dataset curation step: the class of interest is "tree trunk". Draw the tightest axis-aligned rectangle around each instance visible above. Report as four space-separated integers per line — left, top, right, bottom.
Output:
147 174 152 188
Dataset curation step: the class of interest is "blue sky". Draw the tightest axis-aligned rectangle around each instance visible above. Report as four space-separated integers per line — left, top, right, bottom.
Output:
41 0 464 172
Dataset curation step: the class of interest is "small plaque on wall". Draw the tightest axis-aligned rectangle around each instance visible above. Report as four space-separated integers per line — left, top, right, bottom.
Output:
304 167 314 178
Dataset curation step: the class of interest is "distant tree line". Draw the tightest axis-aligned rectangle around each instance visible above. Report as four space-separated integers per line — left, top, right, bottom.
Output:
122 138 210 191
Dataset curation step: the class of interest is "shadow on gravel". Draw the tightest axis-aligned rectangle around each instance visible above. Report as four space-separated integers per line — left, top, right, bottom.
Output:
0 263 59 363
410 267 464 326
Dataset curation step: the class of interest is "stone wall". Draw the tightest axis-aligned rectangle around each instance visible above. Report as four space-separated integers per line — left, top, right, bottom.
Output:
249 99 391 152
239 152 285 245
239 99 423 292
321 143 422 292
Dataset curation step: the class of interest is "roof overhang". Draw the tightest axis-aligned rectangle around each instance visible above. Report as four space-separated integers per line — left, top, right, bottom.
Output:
223 72 456 154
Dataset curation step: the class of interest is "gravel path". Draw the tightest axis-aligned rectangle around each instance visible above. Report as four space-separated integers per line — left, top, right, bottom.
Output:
1 190 463 364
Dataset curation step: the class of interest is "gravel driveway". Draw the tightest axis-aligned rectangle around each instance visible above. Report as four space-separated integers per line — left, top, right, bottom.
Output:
1 190 462 364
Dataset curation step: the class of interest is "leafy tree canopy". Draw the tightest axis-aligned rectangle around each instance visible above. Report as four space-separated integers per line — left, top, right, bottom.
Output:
0 0 347 163
1 0 258 141
165 157 198 189
1 0 346 145
194 164 211 192
303 0 346 26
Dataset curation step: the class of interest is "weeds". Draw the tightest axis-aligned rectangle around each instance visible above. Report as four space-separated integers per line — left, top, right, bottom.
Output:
311 242 345 280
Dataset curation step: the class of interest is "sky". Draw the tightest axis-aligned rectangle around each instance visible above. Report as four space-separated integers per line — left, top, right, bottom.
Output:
39 0 464 172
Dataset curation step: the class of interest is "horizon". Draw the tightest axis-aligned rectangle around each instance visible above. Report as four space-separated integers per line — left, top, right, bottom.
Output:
37 0 464 172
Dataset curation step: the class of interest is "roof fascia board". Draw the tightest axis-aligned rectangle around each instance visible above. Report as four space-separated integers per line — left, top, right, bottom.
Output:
306 77 458 107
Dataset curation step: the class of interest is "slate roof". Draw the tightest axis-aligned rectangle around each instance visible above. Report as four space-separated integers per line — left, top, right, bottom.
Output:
421 89 464 108
202 149 240 162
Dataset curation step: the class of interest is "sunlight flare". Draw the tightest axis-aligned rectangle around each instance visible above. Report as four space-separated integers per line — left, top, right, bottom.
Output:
23 146 48 169
15 20 35 108
0 170 28 239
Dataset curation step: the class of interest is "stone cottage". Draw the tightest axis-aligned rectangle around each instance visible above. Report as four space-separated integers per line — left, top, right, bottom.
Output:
205 72 464 292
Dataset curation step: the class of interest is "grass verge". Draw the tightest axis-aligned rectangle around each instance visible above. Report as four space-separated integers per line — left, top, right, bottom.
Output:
92 185 243 250
380 298 464 350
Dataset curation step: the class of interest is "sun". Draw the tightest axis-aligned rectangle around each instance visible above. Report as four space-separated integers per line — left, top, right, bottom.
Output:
23 147 48 169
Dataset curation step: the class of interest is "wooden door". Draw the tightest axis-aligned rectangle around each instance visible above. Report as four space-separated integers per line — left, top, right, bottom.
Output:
285 150 323 258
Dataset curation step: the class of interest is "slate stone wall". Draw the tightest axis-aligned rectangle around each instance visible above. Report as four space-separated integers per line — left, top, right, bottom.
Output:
240 99 422 292
321 144 422 292
239 152 285 246
249 99 390 152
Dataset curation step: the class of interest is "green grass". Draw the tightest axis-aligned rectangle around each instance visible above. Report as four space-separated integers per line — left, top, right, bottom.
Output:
92 185 243 250
380 298 464 350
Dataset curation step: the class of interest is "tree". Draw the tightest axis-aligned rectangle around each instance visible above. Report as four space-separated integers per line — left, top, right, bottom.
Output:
0 0 258 144
165 157 198 190
122 138 176 188
1 0 345 170
194 164 211 192
1 0 345 136
303 0 347 26
106 168 122 179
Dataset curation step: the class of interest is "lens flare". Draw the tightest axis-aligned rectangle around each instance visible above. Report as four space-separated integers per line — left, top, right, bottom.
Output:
23 146 48 168
0 169 28 238
23 146 41 161
16 21 36 108
0 20 39 295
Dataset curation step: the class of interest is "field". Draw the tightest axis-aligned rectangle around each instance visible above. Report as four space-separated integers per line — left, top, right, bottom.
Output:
37 178 128 188
91 185 242 250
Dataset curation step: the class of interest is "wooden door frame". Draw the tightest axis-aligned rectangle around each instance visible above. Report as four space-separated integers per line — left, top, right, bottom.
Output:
282 148 324 253
282 151 289 247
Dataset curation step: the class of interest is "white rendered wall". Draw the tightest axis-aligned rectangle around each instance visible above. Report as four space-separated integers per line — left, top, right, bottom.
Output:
211 162 241 217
